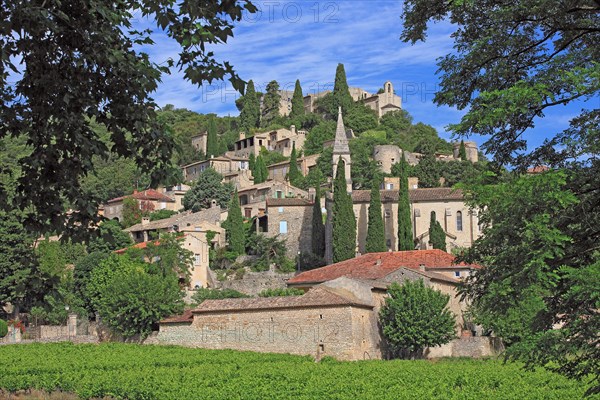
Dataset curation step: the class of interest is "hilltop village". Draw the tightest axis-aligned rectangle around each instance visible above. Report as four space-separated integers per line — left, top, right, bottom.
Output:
2 65 497 359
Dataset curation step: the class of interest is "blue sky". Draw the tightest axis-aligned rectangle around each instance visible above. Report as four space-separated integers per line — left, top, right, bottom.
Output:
132 0 597 154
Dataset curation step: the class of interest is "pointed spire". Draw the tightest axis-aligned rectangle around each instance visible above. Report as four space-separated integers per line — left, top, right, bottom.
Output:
333 106 350 154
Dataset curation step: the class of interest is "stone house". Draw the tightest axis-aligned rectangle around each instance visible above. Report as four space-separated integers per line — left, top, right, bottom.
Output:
237 181 308 220
103 189 177 222
267 153 319 182
262 198 314 257
191 132 207 155
157 250 498 361
182 155 249 183
232 127 307 159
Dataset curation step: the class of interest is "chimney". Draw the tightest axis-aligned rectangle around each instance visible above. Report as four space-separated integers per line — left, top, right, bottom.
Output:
375 257 382 266
141 217 150 226
291 125 296 135
211 199 217 208
239 131 246 140
419 263 426 271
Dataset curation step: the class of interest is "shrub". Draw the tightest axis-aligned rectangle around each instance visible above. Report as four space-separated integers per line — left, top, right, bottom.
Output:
192 288 249 305
0 319 7 338
258 288 304 297
379 280 456 359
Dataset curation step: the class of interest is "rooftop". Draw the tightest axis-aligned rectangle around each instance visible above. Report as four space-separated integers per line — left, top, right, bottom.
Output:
351 188 465 203
106 189 175 204
287 249 480 285
124 206 223 233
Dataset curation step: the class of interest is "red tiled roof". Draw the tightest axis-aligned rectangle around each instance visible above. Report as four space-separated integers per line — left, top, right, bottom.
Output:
192 286 372 314
106 189 175 204
287 250 480 285
114 235 185 254
351 188 464 203
161 309 194 324
527 165 550 174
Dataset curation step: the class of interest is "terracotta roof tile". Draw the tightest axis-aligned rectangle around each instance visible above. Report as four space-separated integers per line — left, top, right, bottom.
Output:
161 309 194 324
106 189 175 204
351 188 464 203
192 287 372 314
287 249 480 285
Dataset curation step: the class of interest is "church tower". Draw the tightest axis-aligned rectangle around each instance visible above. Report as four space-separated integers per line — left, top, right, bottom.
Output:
332 107 352 193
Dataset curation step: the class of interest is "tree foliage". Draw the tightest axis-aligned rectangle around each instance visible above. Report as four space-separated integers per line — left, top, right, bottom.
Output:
428 211 446 251
290 79 305 120
261 80 281 127
366 179 386 253
380 280 456 358
252 155 268 184
458 140 467 161
192 288 249 305
287 143 301 186
239 80 261 133
397 154 413 251
224 190 245 255
0 0 255 238
182 168 234 212
206 116 219 158
311 187 326 258
332 159 356 263
143 233 194 283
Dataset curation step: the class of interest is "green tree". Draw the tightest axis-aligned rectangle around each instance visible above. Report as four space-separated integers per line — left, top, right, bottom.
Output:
248 152 256 172
261 80 281 127
304 120 336 156
332 158 357 263
332 63 354 115
290 79 305 120
182 168 234 212
122 198 153 229
224 190 245 255
365 179 386 253
258 288 303 297
96 266 183 340
311 187 326 258
246 234 293 272
239 80 260 133
0 0 256 239
0 319 7 338
206 117 219 158
428 211 446 251
0 210 42 316
253 155 269 184
287 143 301 186
144 233 194 283
402 2 599 390
380 280 456 359
397 154 414 251
458 140 467 161
149 209 178 221
88 219 132 253
192 288 249 305
74 251 110 314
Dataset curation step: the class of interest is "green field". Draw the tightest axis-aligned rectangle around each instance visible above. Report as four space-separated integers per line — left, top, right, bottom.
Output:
0 343 593 399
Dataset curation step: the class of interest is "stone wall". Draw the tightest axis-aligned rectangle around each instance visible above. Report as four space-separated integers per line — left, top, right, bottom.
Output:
266 203 313 258
157 304 380 361
425 337 504 358
218 270 295 296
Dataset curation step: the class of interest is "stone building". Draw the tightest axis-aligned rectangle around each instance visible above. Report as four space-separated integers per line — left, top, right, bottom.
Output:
191 132 207 155
453 141 479 163
103 189 177 222
263 197 314 257
232 126 307 159
237 181 308 220
267 154 320 182
157 250 499 360
182 155 249 183
332 107 352 193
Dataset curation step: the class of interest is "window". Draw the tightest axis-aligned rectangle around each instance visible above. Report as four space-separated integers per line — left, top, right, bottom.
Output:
245 208 252 218
279 221 288 234
386 183 393 190
456 211 463 231
454 271 461 278
278 207 284 213
194 254 201 265
384 209 391 218
386 239 392 248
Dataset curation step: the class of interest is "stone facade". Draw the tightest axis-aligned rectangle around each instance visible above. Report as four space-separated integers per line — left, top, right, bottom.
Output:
264 198 313 258
182 155 249 183
103 189 177 222
332 108 352 192
217 270 295 296
191 132 207 155
453 141 479 163
267 154 319 182
232 127 307 159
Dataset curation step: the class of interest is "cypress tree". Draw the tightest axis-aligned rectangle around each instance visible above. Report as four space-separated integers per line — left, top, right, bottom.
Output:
332 63 353 114
287 143 301 186
311 187 325 258
261 80 281 127
459 139 467 161
428 211 447 252
332 158 357 263
397 153 414 250
225 190 245 255
290 79 305 119
365 179 386 253
248 152 256 172
253 155 268 184
206 116 218 158
239 80 260 133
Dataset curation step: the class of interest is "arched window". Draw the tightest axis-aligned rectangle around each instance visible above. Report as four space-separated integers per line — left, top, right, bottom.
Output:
456 211 463 231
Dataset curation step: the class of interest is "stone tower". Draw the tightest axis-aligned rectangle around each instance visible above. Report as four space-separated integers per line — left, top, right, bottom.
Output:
332 107 352 193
